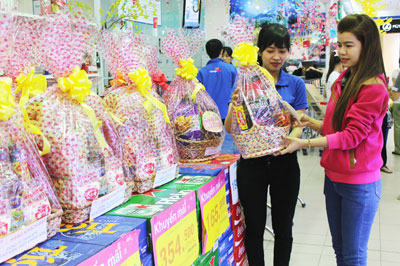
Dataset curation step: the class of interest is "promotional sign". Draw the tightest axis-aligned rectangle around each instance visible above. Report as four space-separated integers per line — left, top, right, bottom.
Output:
198 172 230 254
151 191 199 266
78 230 141 266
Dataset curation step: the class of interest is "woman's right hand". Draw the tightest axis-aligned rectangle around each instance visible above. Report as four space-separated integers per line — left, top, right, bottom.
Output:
231 87 240 104
293 113 312 127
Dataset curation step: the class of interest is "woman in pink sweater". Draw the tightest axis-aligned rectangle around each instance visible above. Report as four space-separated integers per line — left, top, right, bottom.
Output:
281 14 389 266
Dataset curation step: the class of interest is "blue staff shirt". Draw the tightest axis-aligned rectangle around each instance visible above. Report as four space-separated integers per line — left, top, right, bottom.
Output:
197 58 237 119
275 69 308 110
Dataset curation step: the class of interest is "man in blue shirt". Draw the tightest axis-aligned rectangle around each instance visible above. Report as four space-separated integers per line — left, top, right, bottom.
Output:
197 39 237 122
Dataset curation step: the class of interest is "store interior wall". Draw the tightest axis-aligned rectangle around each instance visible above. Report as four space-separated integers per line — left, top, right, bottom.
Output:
381 33 400 79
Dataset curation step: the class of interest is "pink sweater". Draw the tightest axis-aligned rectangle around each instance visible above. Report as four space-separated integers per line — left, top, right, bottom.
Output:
320 70 389 184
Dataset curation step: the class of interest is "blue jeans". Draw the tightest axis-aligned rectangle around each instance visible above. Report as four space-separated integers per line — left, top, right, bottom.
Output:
324 176 381 266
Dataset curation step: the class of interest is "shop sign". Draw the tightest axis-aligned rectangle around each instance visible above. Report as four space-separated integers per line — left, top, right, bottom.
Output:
380 19 400 33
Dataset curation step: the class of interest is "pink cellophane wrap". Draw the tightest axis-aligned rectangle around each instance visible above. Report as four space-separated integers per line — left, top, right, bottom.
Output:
25 12 124 223
223 16 291 158
160 29 225 162
0 13 61 237
0 110 54 237
101 30 179 193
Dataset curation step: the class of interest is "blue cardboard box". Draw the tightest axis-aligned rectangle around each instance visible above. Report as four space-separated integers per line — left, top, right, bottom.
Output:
52 215 148 257
1 240 104 266
141 252 154 266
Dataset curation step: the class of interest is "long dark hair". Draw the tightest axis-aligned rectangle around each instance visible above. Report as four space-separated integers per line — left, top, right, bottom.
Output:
325 50 341 83
332 14 386 131
257 23 290 66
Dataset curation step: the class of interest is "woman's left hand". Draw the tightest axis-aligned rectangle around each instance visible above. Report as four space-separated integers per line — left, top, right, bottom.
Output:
280 136 306 155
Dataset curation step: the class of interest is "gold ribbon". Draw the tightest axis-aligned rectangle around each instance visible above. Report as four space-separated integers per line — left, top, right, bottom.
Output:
232 42 259 66
110 71 127 87
58 66 108 149
16 67 50 155
190 81 205 103
128 68 170 123
175 58 198 80
0 78 17 121
89 92 124 126
258 65 275 85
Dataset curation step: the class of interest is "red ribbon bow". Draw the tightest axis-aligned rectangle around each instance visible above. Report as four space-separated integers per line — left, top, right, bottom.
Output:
151 70 169 91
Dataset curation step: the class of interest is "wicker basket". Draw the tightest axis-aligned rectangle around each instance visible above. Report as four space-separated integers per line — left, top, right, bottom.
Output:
233 123 290 159
61 202 92 224
47 208 63 238
176 136 224 163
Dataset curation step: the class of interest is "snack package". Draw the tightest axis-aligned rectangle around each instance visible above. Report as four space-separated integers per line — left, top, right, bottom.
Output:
25 12 125 223
101 31 179 193
222 16 292 158
0 14 62 238
160 29 225 162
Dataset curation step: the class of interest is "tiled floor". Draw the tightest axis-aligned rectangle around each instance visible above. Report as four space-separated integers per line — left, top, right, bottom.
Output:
221 129 400 265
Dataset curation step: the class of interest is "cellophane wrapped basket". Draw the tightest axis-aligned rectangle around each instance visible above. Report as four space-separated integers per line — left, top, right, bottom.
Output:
223 16 291 159
25 13 125 223
0 79 58 239
101 31 179 193
0 13 62 237
161 30 225 162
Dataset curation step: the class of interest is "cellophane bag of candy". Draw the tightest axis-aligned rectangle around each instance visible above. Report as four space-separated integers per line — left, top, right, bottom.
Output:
101 31 179 193
222 16 291 159
0 13 62 238
160 29 225 162
0 78 53 239
25 12 125 224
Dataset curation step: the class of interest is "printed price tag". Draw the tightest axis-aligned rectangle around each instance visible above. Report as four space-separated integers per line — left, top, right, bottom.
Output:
229 162 238 205
202 186 230 252
0 218 47 262
151 191 199 266
154 164 178 188
90 183 126 220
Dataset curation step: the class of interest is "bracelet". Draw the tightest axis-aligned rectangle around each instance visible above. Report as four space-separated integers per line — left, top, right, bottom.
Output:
307 139 311 149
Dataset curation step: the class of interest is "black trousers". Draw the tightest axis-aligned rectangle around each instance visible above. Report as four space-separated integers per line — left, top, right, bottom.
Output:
237 152 300 266
381 113 388 167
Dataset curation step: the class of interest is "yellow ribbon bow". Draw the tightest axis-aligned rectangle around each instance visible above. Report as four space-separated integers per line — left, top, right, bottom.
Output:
0 78 17 121
175 58 198 80
16 67 50 155
190 81 206 103
232 42 259 66
58 66 108 149
128 68 170 123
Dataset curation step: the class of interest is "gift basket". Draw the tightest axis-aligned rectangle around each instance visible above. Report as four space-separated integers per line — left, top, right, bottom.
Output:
160 30 225 162
101 31 179 193
0 13 62 238
222 16 292 159
25 13 125 223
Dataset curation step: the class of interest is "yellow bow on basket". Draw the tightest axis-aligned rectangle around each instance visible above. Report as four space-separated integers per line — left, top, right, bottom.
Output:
128 68 170 123
0 78 17 121
16 67 50 155
232 42 259 66
58 66 108 149
175 58 198 80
